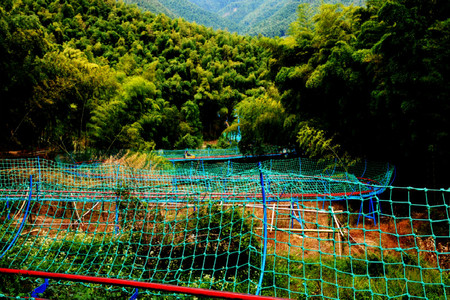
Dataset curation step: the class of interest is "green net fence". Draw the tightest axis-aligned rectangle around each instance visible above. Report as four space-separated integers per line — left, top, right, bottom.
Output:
53 147 295 164
1 156 450 299
54 148 243 163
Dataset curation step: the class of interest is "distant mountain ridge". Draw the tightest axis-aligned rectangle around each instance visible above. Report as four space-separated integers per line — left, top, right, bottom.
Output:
123 0 239 31
123 0 366 37
188 0 234 13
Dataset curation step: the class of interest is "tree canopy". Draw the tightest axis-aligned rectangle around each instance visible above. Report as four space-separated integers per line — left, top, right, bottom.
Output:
0 0 272 152
270 0 450 187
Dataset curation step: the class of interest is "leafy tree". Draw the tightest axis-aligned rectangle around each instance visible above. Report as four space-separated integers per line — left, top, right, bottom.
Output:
89 76 160 150
273 0 450 188
366 0 450 187
0 8 48 149
227 88 287 154
32 47 118 151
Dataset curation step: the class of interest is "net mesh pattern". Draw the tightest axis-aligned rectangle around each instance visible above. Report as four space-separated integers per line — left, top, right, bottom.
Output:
1 157 449 299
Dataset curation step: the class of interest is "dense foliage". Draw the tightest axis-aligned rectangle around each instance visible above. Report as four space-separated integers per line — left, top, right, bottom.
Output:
0 0 272 151
267 0 450 187
1 0 449 188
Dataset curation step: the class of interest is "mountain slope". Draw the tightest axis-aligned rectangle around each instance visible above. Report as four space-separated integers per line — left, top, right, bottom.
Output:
125 0 367 37
160 0 239 30
238 0 291 28
244 0 300 37
123 0 178 18
0 0 273 150
217 0 266 23
127 0 239 31
187 0 235 13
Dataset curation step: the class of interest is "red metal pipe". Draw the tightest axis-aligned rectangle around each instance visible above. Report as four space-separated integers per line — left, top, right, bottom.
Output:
0 268 287 300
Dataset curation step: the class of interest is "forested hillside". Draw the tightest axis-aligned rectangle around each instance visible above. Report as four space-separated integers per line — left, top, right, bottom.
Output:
0 0 272 151
122 0 177 18
125 0 240 32
126 0 366 37
1 0 449 188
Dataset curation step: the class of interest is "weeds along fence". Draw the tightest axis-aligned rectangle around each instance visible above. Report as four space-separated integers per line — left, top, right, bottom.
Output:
1 157 450 299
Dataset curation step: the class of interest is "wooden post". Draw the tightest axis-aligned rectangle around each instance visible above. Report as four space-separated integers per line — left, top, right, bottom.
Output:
331 207 336 255
270 203 275 232
331 207 343 257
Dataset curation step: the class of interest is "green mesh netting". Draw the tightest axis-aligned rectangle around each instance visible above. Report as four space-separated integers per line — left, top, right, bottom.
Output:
1 156 449 299
54 148 243 163
53 147 295 164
